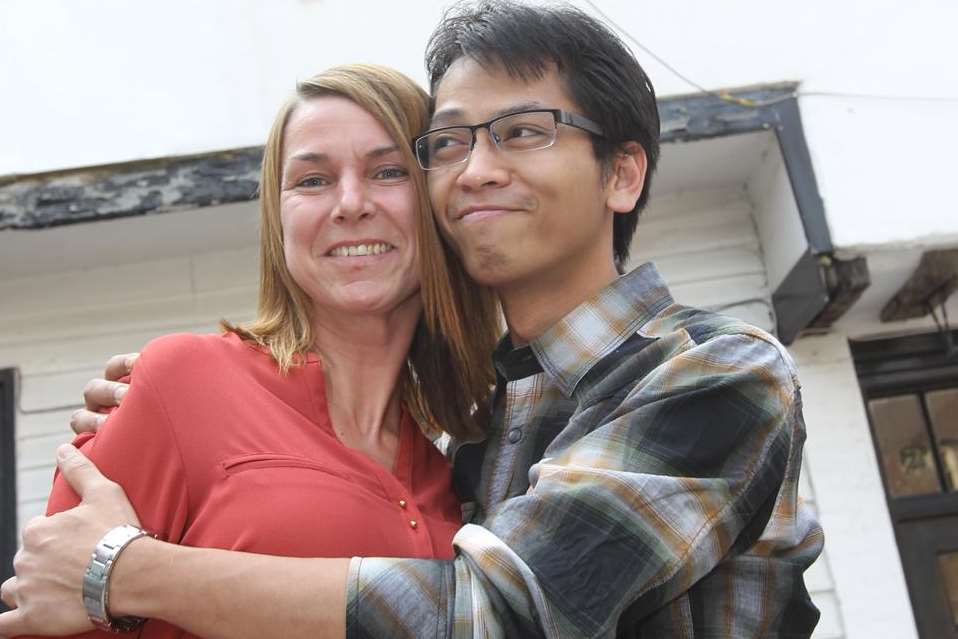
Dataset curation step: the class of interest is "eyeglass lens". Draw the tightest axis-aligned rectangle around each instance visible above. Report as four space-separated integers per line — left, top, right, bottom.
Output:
419 111 558 169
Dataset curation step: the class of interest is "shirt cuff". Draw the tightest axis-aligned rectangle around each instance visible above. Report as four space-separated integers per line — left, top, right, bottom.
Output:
346 556 455 639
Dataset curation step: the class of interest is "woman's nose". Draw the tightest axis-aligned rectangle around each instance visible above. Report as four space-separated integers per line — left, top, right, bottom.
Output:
334 176 374 222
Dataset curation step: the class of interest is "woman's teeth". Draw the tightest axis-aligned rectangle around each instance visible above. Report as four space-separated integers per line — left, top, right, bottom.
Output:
329 243 393 257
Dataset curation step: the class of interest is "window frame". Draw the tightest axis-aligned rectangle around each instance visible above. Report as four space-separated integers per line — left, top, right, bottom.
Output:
853 331 958 637
853 330 958 523
0 368 16 611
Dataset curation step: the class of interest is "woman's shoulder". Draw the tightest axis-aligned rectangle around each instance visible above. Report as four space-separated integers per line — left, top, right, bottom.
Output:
138 331 258 378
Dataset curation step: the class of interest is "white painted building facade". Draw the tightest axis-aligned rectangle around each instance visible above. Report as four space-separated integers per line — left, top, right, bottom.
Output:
3 2 958 637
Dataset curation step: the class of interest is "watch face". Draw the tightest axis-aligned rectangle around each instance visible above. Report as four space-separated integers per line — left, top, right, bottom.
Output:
102 524 141 548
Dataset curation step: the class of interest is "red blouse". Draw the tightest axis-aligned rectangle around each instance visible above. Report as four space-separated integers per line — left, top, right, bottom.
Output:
39 332 461 639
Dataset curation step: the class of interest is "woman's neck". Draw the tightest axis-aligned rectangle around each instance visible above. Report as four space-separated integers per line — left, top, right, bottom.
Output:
310 297 420 466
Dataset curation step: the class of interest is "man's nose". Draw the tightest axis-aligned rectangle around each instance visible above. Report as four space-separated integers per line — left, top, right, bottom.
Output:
456 129 510 190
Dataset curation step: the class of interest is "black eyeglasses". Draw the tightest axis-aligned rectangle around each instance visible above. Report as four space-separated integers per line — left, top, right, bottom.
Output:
413 108 604 171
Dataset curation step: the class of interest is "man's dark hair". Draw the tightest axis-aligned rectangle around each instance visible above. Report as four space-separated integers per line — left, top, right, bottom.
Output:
425 0 660 271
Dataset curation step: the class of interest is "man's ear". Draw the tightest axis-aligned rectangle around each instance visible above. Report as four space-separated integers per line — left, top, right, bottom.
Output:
605 142 647 214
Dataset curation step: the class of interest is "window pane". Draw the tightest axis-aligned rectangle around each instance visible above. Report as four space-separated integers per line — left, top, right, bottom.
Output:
926 388 958 492
868 395 941 497
939 551 958 628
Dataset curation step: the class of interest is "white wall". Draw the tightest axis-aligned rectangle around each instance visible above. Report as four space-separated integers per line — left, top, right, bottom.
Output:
2 242 259 529
0 0 446 175
790 333 918 639
3 0 957 249
629 186 775 333
747 134 808 292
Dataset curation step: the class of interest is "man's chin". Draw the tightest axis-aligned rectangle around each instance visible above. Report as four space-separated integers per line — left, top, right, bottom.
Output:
459 249 525 289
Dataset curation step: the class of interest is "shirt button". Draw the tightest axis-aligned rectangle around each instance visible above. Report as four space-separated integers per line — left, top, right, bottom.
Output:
409 520 418 529
399 500 407 509
507 428 522 444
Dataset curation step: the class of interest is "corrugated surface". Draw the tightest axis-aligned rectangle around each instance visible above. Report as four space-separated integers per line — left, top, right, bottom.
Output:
4 246 259 531
628 186 775 333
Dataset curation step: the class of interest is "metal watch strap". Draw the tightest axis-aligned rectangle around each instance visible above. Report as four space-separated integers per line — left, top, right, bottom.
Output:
82 524 155 633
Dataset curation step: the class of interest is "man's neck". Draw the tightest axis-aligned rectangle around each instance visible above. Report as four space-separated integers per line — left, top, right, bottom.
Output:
499 258 620 345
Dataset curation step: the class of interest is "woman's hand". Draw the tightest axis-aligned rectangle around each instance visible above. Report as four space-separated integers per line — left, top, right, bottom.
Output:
0 445 141 637
70 353 139 434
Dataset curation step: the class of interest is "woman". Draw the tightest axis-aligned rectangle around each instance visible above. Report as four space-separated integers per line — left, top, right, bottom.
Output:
24 64 500 638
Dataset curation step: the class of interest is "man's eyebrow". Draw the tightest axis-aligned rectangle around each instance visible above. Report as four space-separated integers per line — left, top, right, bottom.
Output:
429 101 545 128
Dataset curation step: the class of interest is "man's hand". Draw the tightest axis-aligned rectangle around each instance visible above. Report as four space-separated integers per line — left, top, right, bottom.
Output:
0 445 140 637
70 353 138 434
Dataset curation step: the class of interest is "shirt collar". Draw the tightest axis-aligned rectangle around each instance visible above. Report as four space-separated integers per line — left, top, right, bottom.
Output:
494 262 671 397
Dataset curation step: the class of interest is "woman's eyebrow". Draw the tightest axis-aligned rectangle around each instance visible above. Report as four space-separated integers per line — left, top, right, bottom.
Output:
287 151 329 164
287 146 399 164
367 144 401 158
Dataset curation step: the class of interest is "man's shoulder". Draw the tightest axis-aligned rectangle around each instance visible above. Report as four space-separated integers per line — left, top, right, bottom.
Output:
649 302 796 372
583 302 799 404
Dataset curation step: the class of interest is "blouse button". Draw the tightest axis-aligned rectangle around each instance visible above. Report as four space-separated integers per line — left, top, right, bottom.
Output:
507 428 522 444
409 520 418 530
399 499 407 509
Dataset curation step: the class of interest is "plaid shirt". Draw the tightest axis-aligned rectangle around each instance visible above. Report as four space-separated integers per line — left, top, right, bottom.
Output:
346 263 824 638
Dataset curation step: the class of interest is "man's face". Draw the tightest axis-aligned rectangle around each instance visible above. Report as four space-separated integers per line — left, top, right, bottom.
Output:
426 59 617 290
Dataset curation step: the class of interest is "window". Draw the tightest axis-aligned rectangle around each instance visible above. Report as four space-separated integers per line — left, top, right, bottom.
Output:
854 332 958 638
0 369 15 612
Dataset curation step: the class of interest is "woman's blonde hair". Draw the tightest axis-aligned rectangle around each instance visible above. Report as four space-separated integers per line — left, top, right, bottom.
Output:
225 64 500 440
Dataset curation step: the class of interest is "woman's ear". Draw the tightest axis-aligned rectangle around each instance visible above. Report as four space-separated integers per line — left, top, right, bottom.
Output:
605 142 648 214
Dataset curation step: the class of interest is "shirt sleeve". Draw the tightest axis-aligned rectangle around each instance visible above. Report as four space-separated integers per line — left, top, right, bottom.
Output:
34 345 190 639
346 332 813 639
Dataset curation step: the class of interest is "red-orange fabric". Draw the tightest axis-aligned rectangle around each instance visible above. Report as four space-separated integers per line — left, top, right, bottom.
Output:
36 332 461 639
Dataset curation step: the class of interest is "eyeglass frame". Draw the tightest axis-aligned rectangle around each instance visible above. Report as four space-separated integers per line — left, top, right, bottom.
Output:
412 108 605 171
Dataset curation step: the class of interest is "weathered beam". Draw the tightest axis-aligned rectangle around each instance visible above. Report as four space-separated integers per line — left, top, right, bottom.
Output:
808 256 871 329
881 248 958 322
0 148 262 230
657 83 797 142
2 84 802 231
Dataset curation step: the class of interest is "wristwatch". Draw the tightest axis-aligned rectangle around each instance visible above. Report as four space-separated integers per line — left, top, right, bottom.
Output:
82 524 155 633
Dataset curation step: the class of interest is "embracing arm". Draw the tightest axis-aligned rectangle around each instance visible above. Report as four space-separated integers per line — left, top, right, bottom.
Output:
110 537 348 639
1 333 818 639
0 445 346 639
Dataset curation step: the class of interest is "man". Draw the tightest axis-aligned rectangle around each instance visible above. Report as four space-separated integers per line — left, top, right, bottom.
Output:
0 2 823 637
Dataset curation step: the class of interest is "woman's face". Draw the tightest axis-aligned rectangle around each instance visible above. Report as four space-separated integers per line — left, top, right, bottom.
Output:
279 96 421 319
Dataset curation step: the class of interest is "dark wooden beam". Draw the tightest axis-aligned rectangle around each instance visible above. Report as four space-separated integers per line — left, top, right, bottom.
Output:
0 147 262 230
3 85 803 231
808 256 871 329
881 249 958 322
657 83 797 142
